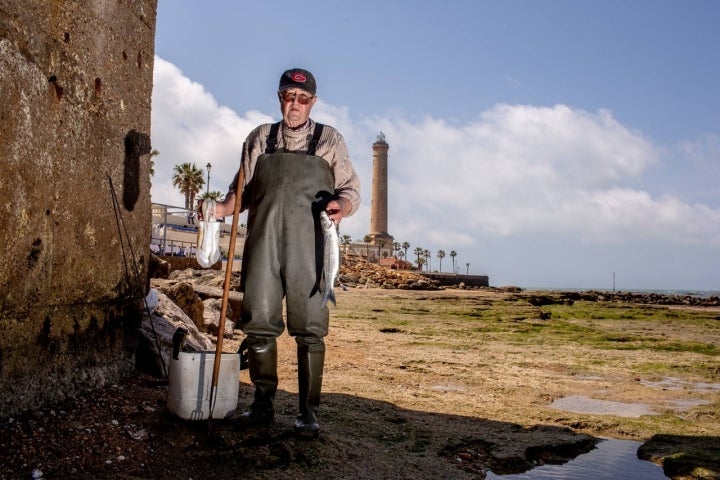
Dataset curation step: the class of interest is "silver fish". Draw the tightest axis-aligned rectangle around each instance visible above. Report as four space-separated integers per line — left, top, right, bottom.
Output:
320 211 340 307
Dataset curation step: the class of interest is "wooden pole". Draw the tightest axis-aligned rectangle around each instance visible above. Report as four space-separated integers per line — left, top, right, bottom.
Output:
208 167 245 419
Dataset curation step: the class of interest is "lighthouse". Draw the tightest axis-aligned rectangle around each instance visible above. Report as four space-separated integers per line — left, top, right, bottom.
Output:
369 132 393 257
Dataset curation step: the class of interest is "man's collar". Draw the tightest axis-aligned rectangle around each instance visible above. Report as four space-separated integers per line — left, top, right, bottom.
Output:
283 120 310 132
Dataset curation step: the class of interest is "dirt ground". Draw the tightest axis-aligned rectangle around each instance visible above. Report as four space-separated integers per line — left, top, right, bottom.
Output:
1 288 718 479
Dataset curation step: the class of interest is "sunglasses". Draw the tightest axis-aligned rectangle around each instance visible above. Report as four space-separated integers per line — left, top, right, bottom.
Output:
279 91 315 105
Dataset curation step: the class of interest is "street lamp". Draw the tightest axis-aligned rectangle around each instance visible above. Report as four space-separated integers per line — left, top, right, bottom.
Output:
205 162 211 196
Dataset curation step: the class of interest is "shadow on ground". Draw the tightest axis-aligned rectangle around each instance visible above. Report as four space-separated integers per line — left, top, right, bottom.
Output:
1 375 602 479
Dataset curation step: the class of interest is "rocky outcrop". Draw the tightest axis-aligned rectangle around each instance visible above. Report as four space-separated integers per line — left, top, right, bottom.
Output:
151 268 242 338
136 290 214 378
580 290 720 307
516 290 720 308
638 434 720 480
340 254 441 290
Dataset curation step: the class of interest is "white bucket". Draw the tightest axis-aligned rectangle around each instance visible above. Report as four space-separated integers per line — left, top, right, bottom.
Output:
167 351 240 420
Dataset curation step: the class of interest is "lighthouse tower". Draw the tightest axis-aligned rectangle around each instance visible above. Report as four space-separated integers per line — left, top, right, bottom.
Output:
369 132 393 256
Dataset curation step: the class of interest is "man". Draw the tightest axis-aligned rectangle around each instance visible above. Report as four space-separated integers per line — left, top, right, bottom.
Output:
206 68 360 438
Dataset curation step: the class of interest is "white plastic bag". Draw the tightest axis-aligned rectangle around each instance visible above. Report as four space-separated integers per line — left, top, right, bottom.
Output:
196 200 221 268
143 288 159 315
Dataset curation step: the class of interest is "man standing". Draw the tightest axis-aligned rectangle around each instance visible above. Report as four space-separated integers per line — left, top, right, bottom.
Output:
207 68 360 438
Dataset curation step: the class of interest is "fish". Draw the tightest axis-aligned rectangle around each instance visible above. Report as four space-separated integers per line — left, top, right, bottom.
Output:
320 211 340 307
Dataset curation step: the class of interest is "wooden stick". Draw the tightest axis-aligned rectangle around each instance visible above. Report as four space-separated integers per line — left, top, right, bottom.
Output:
208 167 245 419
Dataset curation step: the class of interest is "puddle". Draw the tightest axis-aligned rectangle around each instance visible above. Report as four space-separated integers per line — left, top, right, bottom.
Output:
550 395 654 417
486 438 668 479
640 376 720 392
666 398 710 410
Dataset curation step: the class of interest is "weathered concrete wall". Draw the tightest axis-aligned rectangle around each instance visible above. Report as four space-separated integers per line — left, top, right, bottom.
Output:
0 0 157 416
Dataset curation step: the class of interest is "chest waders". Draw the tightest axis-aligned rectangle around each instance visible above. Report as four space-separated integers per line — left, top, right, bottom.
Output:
231 122 331 437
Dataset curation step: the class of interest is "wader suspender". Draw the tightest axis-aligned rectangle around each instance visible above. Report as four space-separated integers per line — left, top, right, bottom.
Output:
265 121 324 155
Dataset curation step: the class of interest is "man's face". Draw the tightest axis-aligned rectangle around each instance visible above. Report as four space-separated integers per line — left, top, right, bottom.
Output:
278 88 316 128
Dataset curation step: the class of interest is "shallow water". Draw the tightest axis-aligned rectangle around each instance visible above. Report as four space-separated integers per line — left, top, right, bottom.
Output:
640 376 720 392
485 438 668 479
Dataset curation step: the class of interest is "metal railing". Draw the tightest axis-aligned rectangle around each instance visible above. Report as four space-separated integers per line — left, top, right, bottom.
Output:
151 203 198 256
150 202 245 259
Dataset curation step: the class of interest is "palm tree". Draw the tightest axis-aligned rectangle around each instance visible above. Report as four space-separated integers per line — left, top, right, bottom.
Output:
172 162 205 209
466 262 470 275
199 190 224 201
437 250 446 272
392 242 401 258
450 250 457 274
423 249 431 271
402 242 410 268
413 247 424 270
363 235 372 260
149 149 159 177
341 234 352 253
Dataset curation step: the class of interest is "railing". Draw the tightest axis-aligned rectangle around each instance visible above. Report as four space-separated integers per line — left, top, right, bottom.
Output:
150 202 245 259
150 237 197 257
151 203 198 256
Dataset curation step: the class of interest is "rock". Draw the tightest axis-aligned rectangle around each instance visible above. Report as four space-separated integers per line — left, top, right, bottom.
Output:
135 292 214 377
340 272 361 284
202 298 235 339
340 254 439 290
152 269 243 325
193 284 243 325
498 286 523 293
149 253 170 279
638 434 720 479
161 281 205 326
569 290 719 308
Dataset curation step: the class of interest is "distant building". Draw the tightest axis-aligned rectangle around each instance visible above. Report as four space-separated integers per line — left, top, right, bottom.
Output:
368 132 393 257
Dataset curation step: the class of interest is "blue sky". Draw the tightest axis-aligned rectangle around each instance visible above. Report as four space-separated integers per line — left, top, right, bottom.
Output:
150 0 719 291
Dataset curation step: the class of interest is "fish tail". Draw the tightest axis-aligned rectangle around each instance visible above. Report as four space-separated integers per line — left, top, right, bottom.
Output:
321 290 336 308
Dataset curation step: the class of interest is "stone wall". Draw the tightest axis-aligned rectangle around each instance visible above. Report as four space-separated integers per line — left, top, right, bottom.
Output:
422 272 490 288
0 0 157 416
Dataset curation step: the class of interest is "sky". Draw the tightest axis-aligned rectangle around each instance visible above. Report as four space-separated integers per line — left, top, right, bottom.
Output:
150 0 720 291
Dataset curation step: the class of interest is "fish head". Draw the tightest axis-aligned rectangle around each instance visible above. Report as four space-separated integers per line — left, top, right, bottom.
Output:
319 211 335 229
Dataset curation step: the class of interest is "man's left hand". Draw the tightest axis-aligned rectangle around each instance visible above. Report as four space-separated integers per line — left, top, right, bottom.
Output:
325 198 346 224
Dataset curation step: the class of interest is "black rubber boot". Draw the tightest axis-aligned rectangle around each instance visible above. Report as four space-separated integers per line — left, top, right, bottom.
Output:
293 344 325 438
228 337 277 428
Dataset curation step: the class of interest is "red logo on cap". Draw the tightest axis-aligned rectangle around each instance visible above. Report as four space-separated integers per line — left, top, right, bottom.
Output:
291 72 307 83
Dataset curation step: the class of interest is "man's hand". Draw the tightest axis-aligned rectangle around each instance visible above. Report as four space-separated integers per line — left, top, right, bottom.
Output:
196 199 205 221
198 193 234 220
325 198 348 224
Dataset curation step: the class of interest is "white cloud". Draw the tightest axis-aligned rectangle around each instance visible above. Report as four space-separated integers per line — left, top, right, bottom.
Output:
150 57 273 207
367 105 720 247
150 58 720 288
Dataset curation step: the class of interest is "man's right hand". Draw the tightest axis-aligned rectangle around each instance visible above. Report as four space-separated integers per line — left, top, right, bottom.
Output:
197 199 205 221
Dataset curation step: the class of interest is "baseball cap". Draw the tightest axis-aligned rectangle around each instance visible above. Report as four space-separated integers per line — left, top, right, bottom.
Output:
278 68 317 96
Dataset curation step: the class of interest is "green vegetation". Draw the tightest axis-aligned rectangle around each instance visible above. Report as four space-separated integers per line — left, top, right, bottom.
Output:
334 290 720 380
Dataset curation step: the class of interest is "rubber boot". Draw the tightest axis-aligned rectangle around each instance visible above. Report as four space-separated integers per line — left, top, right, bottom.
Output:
229 337 277 428
293 345 324 438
